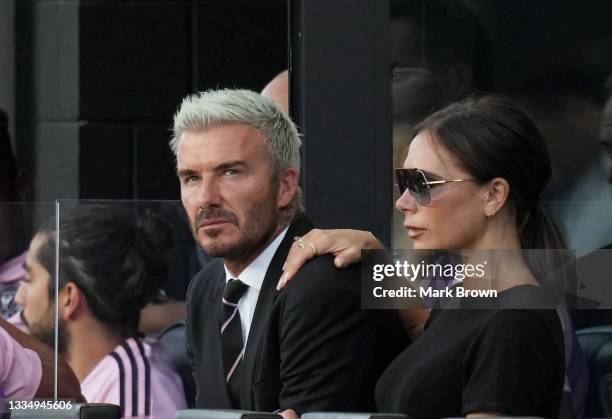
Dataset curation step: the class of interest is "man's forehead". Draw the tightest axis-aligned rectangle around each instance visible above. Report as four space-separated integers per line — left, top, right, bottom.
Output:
26 234 46 264
177 124 267 161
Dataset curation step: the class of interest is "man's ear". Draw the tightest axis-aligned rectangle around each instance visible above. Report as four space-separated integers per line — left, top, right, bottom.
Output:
277 167 299 208
482 177 510 217
58 282 83 321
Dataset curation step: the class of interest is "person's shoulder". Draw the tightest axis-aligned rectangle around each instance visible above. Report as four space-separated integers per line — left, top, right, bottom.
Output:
81 353 121 403
193 258 224 282
279 255 361 304
479 307 562 346
187 259 224 299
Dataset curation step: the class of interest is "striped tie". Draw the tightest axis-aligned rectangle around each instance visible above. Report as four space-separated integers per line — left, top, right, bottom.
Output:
221 278 249 408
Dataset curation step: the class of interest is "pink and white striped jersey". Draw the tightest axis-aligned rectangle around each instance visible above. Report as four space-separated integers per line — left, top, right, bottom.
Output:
81 337 186 419
0 325 42 399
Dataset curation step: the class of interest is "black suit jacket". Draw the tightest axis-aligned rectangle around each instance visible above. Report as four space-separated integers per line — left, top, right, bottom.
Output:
185 214 409 413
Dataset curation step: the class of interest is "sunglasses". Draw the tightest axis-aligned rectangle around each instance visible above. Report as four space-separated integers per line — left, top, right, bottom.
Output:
395 168 471 206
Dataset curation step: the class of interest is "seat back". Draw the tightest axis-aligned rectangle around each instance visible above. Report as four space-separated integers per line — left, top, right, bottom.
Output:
577 325 612 417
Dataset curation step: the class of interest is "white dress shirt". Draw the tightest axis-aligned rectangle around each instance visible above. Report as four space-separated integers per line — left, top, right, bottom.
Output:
224 227 288 345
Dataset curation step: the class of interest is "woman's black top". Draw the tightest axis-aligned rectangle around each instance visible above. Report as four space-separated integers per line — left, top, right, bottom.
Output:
375 284 564 418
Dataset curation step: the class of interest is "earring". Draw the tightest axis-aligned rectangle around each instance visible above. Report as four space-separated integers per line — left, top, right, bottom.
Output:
485 210 493 218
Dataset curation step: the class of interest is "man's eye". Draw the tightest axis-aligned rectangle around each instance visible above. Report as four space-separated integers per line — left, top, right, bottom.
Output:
224 169 239 176
183 175 199 184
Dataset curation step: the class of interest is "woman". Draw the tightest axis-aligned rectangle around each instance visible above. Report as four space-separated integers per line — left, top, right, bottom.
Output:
279 96 566 417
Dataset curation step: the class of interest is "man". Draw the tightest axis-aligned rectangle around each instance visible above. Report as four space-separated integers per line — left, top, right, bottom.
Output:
173 89 408 415
14 206 187 418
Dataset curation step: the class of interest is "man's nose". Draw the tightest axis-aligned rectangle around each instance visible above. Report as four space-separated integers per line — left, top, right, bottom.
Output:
196 178 222 208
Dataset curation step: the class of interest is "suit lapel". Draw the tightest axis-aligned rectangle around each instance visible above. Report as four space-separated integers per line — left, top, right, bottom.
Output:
240 214 314 408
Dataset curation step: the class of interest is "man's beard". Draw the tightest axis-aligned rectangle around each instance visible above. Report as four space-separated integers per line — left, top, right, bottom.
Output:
27 303 69 355
193 189 280 264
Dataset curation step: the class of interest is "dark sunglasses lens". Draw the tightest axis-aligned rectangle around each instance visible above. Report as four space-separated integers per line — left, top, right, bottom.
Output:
409 171 431 205
395 169 430 205
395 169 409 195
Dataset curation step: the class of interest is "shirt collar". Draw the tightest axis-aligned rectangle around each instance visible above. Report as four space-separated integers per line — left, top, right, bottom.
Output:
224 227 289 291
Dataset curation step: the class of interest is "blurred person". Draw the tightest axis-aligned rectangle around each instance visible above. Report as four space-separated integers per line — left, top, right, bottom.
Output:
279 96 567 417
14 206 187 418
494 3 612 251
390 0 494 101
523 93 612 250
0 109 28 321
261 70 289 113
1 317 82 401
566 74 612 416
173 89 407 416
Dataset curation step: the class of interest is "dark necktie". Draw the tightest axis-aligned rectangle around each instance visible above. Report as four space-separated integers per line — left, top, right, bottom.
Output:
221 278 249 408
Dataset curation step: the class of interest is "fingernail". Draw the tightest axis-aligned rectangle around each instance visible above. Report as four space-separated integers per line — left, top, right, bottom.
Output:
335 257 343 267
276 274 286 290
282 262 287 271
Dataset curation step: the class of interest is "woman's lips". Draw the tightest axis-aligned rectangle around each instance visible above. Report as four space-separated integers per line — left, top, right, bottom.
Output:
404 225 426 239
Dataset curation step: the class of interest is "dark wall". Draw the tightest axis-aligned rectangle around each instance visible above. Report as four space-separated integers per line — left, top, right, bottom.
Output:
16 0 288 201
291 0 393 246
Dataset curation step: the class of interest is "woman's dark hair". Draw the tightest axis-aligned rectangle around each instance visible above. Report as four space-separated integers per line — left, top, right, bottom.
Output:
35 205 175 337
414 95 566 251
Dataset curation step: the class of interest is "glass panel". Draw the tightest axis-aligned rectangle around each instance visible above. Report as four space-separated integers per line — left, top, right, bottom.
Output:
390 0 612 254
53 200 199 416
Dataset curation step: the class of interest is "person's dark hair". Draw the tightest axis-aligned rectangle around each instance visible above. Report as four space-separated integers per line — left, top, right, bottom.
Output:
414 95 566 251
35 206 175 337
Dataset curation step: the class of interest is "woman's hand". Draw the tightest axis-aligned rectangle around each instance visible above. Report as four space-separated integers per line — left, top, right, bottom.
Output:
277 228 384 290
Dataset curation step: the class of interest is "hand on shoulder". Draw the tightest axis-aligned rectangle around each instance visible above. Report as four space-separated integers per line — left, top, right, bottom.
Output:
277 229 383 290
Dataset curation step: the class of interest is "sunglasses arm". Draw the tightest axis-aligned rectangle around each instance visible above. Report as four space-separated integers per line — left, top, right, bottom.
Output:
424 179 467 186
